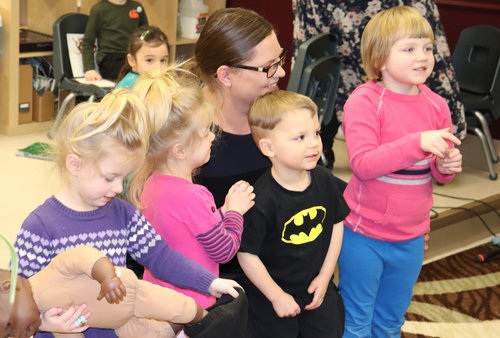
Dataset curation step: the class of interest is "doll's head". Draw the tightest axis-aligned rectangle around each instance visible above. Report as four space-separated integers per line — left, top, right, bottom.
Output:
0 269 40 338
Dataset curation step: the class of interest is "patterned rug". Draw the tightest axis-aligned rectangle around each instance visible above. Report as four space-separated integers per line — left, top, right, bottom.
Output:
402 243 500 338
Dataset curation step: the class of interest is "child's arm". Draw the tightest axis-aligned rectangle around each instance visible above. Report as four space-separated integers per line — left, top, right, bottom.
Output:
237 252 301 318
422 129 462 183
304 222 344 310
39 304 90 336
197 181 255 264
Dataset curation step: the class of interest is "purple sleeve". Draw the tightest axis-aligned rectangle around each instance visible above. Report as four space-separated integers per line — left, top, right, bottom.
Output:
126 208 215 295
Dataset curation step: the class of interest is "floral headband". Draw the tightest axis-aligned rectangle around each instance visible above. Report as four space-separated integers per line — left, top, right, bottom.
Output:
0 233 18 304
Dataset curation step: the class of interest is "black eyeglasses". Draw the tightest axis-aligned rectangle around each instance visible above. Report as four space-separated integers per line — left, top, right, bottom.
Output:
232 49 287 78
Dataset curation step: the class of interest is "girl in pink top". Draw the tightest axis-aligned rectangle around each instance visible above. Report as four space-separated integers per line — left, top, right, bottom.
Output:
129 66 255 308
339 6 462 338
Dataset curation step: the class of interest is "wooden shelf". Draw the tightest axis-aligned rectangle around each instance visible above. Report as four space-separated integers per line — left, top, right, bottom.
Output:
0 0 226 136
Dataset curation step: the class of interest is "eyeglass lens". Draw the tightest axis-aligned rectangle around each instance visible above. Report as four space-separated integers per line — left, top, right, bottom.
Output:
267 50 287 78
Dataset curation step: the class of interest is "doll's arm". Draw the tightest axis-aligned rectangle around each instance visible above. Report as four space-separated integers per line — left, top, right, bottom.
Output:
91 257 127 304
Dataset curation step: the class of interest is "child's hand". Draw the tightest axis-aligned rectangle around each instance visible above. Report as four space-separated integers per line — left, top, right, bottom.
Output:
84 70 102 81
271 291 301 318
208 277 242 298
421 128 461 158
435 147 462 174
223 180 255 215
40 304 90 334
304 274 329 311
97 276 126 304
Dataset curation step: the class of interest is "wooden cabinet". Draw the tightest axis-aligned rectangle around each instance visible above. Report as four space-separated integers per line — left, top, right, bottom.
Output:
0 0 225 136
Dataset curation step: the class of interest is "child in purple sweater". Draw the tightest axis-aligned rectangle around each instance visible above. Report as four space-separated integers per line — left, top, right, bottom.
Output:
14 89 240 338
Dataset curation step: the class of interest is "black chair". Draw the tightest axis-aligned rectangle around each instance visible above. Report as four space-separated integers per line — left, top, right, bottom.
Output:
49 13 113 139
288 33 341 168
451 25 500 180
288 33 338 93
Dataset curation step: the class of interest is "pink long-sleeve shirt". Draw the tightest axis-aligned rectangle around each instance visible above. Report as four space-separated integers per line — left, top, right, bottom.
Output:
141 173 244 308
342 81 455 241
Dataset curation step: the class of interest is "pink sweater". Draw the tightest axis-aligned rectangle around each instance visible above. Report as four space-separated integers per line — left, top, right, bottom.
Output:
141 173 243 308
342 81 455 241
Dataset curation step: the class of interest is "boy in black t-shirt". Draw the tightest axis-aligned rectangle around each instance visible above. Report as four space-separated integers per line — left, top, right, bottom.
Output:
238 90 349 338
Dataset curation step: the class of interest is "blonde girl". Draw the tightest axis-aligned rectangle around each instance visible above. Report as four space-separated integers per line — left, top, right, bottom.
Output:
340 7 462 337
14 88 241 338
130 67 255 308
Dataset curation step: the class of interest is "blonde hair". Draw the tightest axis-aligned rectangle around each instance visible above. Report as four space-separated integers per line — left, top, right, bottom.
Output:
361 6 434 80
249 90 317 144
128 66 215 208
54 89 150 177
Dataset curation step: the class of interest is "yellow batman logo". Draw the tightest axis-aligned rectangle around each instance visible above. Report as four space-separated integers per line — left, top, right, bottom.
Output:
281 206 325 245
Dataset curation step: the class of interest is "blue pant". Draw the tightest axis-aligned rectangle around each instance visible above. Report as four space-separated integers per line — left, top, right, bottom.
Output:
338 227 424 338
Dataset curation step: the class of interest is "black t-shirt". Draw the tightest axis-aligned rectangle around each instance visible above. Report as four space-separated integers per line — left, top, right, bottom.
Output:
240 166 349 298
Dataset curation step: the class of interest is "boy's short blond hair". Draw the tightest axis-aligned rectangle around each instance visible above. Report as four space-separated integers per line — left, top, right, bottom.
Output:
249 90 318 144
361 6 434 81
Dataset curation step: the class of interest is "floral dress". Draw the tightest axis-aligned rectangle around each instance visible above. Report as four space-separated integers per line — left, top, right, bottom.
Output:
292 0 467 140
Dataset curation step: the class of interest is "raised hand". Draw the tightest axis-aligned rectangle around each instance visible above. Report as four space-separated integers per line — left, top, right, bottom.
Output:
421 128 461 158
222 180 255 215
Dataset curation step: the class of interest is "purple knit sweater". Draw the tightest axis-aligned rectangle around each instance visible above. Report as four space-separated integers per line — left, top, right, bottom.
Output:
14 196 215 338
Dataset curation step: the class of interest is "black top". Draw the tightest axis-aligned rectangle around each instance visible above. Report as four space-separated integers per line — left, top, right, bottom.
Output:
240 166 349 299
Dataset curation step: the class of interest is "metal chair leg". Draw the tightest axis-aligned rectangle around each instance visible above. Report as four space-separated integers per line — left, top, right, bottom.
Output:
472 111 499 163
469 126 498 180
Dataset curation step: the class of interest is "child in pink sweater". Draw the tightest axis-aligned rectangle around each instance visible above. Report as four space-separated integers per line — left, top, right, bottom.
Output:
129 66 255 308
339 6 463 338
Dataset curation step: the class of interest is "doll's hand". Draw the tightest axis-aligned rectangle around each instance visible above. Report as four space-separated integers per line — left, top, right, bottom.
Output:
436 148 462 174
271 291 301 318
207 278 241 298
97 276 126 304
40 304 90 333
222 180 255 215
304 274 329 311
84 70 102 81
421 128 461 158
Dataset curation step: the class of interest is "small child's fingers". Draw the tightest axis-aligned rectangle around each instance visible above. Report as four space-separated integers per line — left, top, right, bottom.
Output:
441 131 461 146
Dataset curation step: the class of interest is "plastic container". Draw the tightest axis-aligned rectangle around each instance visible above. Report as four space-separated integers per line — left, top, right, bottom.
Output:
178 0 208 40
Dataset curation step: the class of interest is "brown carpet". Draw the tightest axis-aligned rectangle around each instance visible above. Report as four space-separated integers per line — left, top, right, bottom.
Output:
402 243 500 338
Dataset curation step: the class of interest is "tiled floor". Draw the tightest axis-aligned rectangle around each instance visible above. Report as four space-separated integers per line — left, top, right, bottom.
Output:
1 128 500 267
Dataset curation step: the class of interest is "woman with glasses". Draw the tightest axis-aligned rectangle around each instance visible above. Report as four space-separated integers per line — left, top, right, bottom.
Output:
191 7 286 283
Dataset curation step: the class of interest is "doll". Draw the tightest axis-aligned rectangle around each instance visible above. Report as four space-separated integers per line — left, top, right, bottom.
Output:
0 245 206 338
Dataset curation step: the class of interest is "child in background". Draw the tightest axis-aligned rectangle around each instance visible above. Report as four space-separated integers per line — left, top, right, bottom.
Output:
340 6 463 338
113 25 169 276
1 245 207 338
237 90 349 338
129 67 255 309
83 0 148 82
14 89 241 338
115 25 170 89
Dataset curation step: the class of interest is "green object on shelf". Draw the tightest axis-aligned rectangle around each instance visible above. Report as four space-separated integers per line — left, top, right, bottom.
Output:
16 142 53 161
